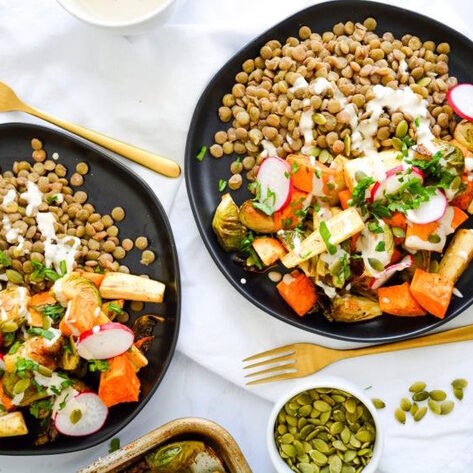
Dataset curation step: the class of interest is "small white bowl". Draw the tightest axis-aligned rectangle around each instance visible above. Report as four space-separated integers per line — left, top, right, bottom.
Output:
267 377 384 473
56 0 176 35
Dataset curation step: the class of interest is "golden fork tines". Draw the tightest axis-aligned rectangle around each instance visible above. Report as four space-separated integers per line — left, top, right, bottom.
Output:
0 81 180 178
243 324 473 385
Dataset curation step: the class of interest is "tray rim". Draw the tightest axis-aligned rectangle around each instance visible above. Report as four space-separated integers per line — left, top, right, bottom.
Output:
0 121 181 455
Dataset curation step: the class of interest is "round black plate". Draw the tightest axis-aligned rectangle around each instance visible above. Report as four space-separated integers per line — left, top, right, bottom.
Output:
186 0 473 342
0 123 180 455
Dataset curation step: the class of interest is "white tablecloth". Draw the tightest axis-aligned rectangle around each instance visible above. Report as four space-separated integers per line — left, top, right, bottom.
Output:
2 0 473 471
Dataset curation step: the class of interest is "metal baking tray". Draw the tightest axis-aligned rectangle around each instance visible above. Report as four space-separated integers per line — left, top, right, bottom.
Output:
79 417 252 473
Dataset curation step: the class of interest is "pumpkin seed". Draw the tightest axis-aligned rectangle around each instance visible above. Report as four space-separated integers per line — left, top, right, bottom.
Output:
368 257 384 272
440 401 455 415
330 422 344 435
277 425 287 435
414 406 427 422
280 433 294 444
310 450 328 466
340 426 351 444
412 391 429 402
417 77 432 87
328 454 342 473
70 409 82 425
344 450 357 462
299 464 319 473
395 120 408 138
300 425 315 439
299 405 313 417
429 390 447 401
320 411 331 424
37 365 53 377
13 378 30 395
371 398 385 409
297 393 313 405
341 467 356 473
395 407 406 424
1 320 18 333
400 397 411 411
409 403 419 417
344 398 357 414
294 439 305 457
392 136 403 151
313 113 327 125
332 440 347 451
281 444 297 458
452 378 468 389
344 134 351 156
409 381 426 393
314 400 332 412
392 226 405 238
453 387 464 400
428 399 441 415
355 430 373 443
313 438 330 453
428 234 441 244
6 269 23 284
451 175 462 190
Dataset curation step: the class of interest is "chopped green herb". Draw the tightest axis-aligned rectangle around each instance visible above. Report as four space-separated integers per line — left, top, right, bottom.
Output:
60 260 67 276
415 117 420 128
240 231 254 251
196 145 207 162
252 201 273 216
108 302 124 316
27 327 55 341
109 437 121 453
281 217 292 229
15 357 39 379
350 177 375 214
36 303 65 322
284 171 290 179
88 359 110 373
291 161 300 174
29 399 53 419
319 221 337 255
8 340 21 354
94 264 105 274
59 394 70 411
31 260 62 282
32 378 46 394
218 179 227 192
368 220 384 234
375 241 386 252
265 187 276 206
47 194 59 204
248 247 263 270
0 250 11 267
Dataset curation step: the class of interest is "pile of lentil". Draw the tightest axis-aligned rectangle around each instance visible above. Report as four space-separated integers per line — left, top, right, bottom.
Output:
209 17 457 190
0 138 155 292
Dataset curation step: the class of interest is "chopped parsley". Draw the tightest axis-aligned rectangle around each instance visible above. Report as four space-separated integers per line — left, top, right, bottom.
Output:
240 231 255 252
88 359 110 373
252 201 273 216
218 179 227 192
29 399 53 419
8 340 21 354
0 250 11 267
15 357 39 379
367 220 384 234
108 301 124 316
109 437 121 453
414 117 420 128
27 327 55 341
291 161 300 174
349 177 375 215
59 393 70 411
375 241 386 252
196 145 207 162
36 303 65 322
30 260 62 282
247 247 263 270
319 221 337 255
60 260 67 276
94 264 105 274
47 194 59 204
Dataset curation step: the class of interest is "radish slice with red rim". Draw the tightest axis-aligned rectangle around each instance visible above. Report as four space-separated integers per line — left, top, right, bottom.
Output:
0 354 4 372
447 83 473 122
406 189 447 224
370 165 424 202
76 322 134 360
55 392 108 436
369 255 413 290
256 157 292 212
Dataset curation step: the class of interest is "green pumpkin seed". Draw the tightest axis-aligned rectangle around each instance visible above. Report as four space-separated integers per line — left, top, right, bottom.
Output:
453 387 464 400
281 444 297 458
428 234 441 244
414 406 427 422
400 397 411 411
429 390 447 401
332 440 347 451
37 365 53 377
313 438 330 453
451 175 462 190
340 426 351 444
452 378 468 389
392 136 403 151
344 450 357 462
287 415 297 427
392 226 406 238
320 411 331 424
314 400 332 412
280 433 294 444
6 269 23 284
428 399 441 415
297 393 313 405
371 398 385 409
70 409 82 425
1 320 18 333
409 381 426 393
330 421 344 435
329 454 342 473
341 466 356 473
277 424 287 435
429 260 439 273
417 77 432 87
13 378 30 395
349 435 361 449
299 464 319 473
368 258 384 272
320 150 333 165
299 405 313 417
355 170 367 183
310 450 328 466
333 410 345 422
294 439 305 457
395 407 406 424
313 113 327 125
410 403 419 417
395 120 408 138
440 401 455 415
300 425 315 439
344 398 357 414
412 391 429 402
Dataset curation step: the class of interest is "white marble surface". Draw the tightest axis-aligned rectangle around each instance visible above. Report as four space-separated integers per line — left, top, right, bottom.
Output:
1 0 473 472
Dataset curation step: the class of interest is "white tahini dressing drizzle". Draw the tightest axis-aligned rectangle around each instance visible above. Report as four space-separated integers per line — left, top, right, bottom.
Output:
2 215 22 245
36 212 80 274
2 189 17 206
20 181 42 216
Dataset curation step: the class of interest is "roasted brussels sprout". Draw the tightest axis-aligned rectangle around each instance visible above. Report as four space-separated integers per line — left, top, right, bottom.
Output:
145 441 226 473
212 194 247 251
327 294 382 323
239 200 276 233
454 120 473 152
52 273 101 307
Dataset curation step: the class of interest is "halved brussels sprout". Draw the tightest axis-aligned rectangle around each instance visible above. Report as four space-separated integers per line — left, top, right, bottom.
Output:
454 120 473 152
212 194 247 251
52 273 101 307
239 200 276 234
328 294 382 323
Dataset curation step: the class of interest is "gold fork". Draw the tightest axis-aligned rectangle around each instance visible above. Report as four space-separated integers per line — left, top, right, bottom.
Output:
0 81 180 178
243 324 473 385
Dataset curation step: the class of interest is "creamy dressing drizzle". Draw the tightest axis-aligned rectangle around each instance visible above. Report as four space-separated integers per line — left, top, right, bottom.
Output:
20 181 42 216
2 189 17 206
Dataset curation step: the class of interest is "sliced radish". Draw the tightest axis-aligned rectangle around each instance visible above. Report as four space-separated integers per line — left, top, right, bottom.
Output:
370 165 424 202
76 322 134 360
406 189 447 224
55 392 108 436
369 255 413 289
0 354 4 372
447 83 473 122
256 157 292 212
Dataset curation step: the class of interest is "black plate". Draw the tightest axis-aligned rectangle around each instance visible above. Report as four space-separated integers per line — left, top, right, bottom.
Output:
186 0 473 342
0 123 180 454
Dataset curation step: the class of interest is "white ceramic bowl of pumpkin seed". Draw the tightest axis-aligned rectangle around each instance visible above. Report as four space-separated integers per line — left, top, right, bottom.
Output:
267 378 384 473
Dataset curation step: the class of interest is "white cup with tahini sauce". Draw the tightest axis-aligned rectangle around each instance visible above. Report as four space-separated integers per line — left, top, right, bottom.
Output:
57 0 177 34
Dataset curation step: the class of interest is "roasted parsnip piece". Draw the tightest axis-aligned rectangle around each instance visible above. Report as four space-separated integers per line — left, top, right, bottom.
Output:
438 229 473 283
281 208 364 268
0 412 28 437
99 273 165 303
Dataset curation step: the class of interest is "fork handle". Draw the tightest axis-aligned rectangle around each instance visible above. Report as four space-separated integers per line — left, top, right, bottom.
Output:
344 324 473 358
21 104 181 178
